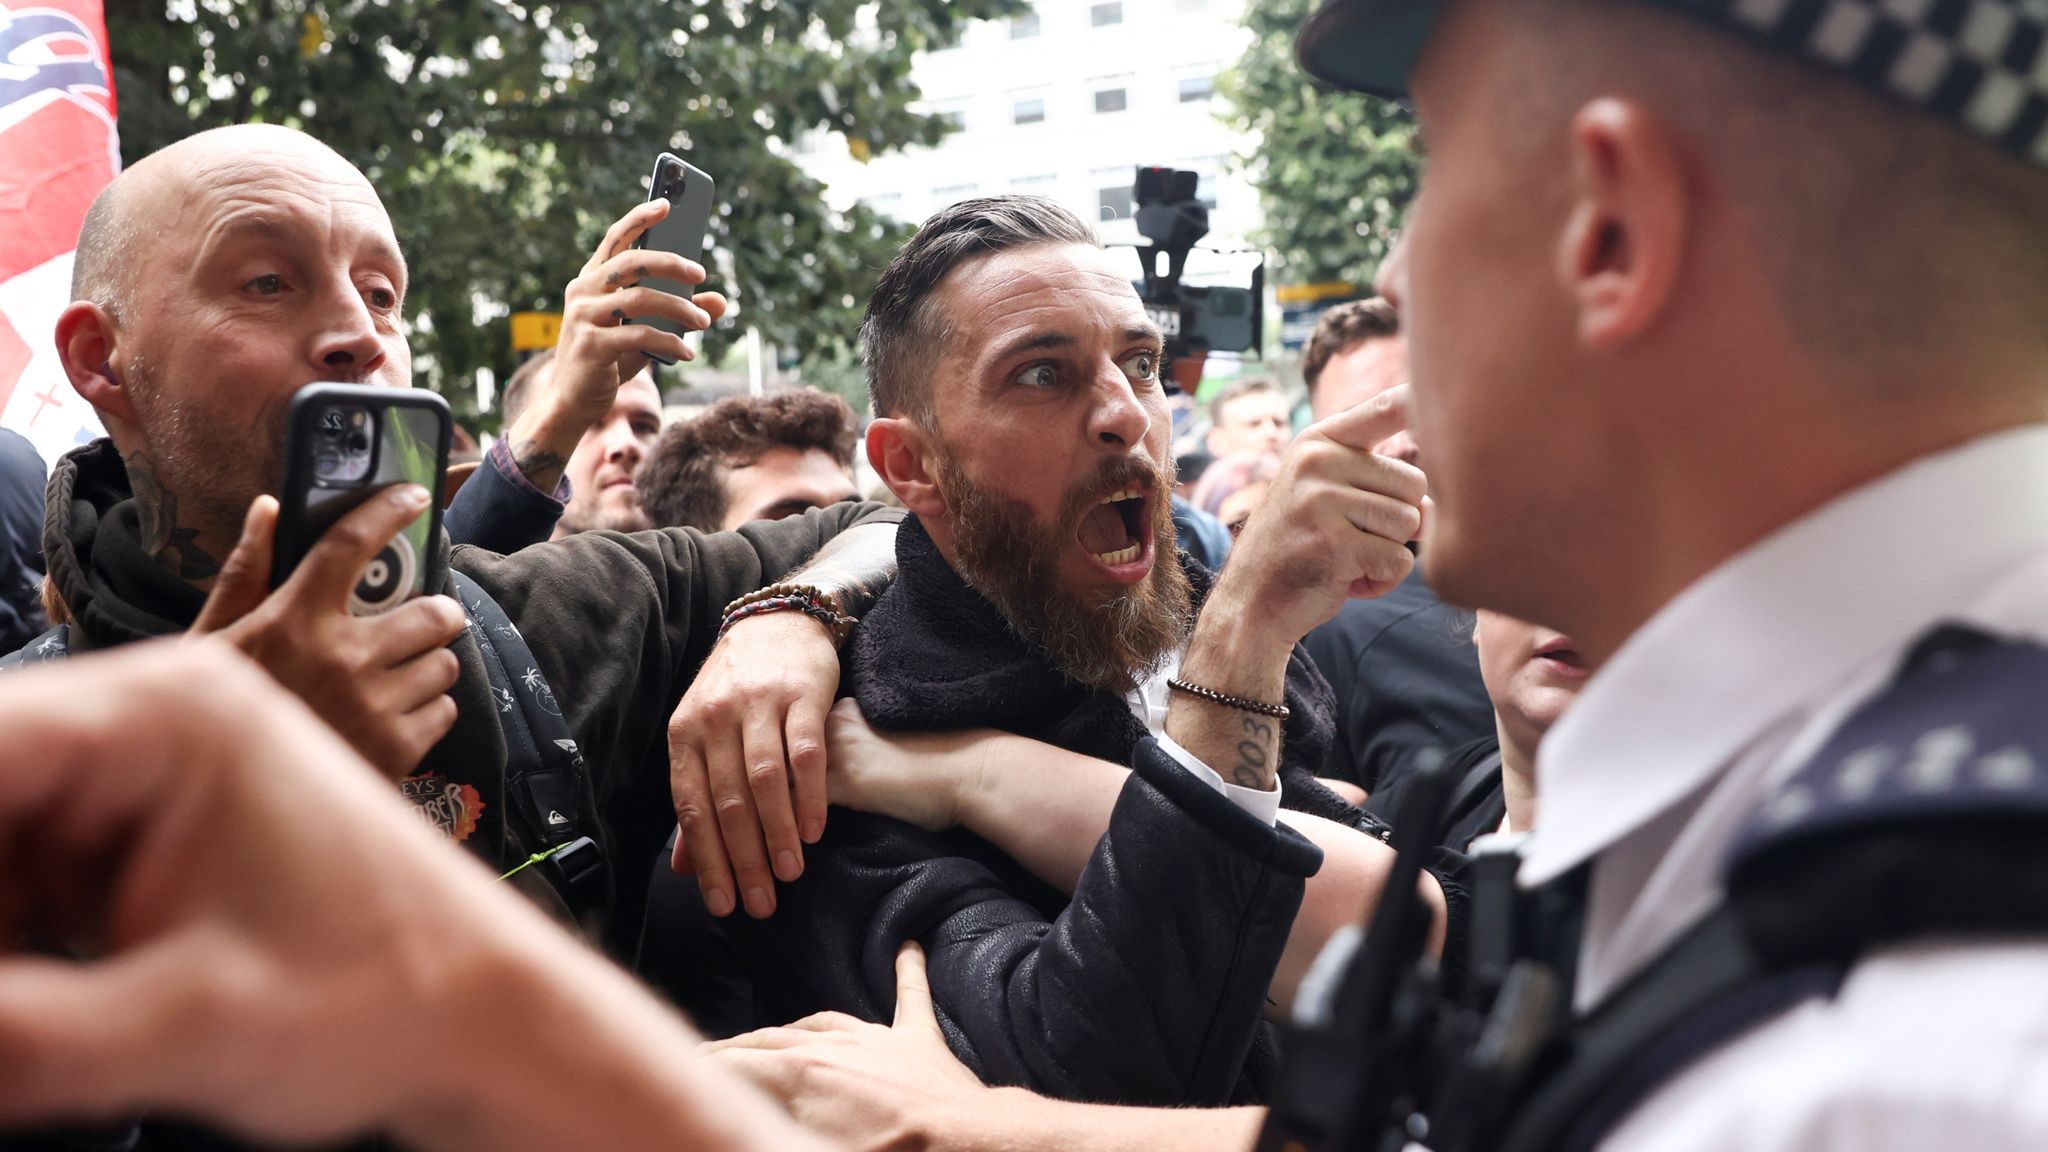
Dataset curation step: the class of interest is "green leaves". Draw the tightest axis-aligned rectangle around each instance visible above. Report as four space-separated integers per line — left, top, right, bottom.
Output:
108 0 1021 427
1220 0 1419 290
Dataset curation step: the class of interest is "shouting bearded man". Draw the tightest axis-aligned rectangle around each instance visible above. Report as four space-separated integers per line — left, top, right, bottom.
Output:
668 197 1435 1107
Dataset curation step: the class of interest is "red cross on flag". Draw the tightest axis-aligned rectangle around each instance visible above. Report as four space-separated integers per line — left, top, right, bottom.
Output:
0 0 116 465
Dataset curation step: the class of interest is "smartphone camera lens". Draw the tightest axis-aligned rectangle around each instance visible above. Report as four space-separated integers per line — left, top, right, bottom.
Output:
313 405 375 487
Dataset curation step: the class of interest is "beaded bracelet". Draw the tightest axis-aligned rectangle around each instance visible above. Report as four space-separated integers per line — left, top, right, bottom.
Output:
718 584 857 646
1166 677 1291 719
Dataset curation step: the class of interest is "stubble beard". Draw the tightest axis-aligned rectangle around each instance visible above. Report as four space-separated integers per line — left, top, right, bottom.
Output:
934 445 1193 696
122 354 289 557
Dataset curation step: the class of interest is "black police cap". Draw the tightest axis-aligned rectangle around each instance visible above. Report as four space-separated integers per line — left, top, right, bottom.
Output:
1295 0 2048 171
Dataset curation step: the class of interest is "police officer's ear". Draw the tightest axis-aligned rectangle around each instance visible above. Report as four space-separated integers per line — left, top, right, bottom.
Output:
1555 97 1688 350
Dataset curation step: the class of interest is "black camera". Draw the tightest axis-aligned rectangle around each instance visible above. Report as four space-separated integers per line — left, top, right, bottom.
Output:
1130 166 1265 387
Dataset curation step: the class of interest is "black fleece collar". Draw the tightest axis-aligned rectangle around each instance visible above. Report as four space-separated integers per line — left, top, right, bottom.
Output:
42 439 204 649
844 514 1178 765
845 514 1352 823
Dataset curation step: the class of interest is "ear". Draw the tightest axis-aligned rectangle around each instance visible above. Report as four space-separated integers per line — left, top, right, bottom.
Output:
54 302 139 426
1556 98 1688 349
866 416 947 519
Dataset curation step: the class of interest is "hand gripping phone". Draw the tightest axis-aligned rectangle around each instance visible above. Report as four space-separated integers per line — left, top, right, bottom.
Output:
272 384 452 616
633 152 716 365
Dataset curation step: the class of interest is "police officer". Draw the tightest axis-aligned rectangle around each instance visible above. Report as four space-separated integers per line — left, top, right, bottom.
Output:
1283 0 2048 1149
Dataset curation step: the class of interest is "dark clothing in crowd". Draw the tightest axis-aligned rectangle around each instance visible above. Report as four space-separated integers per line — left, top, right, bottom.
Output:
14 438 897 959
0 430 46 653
708 516 1364 1107
1399 735 1508 855
1171 494 1232 573
1304 570 1495 804
441 437 568 553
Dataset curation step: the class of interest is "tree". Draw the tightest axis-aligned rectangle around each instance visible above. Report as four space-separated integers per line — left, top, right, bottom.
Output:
105 0 1020 428
1220 0 1419 289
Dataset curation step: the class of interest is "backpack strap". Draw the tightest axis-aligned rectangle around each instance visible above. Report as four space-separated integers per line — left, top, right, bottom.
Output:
0 624 70 672
448 571 609 920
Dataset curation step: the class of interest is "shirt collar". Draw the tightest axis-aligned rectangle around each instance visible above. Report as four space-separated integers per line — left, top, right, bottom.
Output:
1524 423 2048 886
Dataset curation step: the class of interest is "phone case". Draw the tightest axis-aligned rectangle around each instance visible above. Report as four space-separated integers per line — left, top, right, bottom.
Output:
634 152 716 365
271 384 452 616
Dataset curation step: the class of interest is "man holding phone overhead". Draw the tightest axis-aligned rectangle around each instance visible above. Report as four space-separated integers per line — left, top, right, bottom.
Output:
6 123 901 967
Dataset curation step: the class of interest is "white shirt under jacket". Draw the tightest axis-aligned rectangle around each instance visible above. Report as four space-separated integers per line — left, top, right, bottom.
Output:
1523 424 2048 1151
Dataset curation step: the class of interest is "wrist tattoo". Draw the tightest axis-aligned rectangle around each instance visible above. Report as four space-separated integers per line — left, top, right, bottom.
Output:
510 438 569 490
1231 715 1280 791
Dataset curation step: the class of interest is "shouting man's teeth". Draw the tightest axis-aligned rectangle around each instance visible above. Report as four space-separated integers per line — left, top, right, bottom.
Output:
1097 544 1141 565
1098 488 1145 505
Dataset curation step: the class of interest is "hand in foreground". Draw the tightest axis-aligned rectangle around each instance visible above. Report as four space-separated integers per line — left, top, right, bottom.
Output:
188 488 465 777
824 698 997 833
0 642 829 1152
551 198 729 420
669 611 841 919
1215 383 1427 645
708 943 990 1152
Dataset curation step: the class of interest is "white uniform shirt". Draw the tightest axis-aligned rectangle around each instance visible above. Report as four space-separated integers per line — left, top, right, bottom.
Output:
1524 424 2048 1151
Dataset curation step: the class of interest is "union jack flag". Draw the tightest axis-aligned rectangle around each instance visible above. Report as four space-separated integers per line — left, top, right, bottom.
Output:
0 0 115 465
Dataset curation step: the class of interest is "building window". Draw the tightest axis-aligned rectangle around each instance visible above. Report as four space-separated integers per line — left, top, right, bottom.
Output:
1010 9 1040 37
1013 98 1046 125
1175 0 1207 10
934 108 966 130
1094 87 1127 114
1097 182 1135 221
1090 1 1122 27
1011 174 1057 194
932 184 978 205
1178 75 1214 103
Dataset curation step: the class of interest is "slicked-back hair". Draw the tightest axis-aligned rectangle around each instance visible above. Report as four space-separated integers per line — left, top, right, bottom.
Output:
860 195 1099 426
1301 298 1400 398
638 388 857 531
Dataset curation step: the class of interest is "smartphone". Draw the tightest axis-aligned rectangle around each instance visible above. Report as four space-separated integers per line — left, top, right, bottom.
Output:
272 384 452 617
633 152 716 365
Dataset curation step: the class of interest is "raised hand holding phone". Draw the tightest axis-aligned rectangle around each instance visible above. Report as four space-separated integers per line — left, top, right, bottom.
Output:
548 181 726 423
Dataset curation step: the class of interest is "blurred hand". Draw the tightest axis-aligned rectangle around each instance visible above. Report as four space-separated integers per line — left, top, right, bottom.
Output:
551 199 729 424
0 641 830 1152
1212 384 1427 648
0 640 517 1143
668 611 840 919
188 489 464 778
825 698 993 834
707 943 988 1152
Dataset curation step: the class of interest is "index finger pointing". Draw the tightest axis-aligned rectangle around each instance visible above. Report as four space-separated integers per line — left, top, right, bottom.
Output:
1303 381 1411 454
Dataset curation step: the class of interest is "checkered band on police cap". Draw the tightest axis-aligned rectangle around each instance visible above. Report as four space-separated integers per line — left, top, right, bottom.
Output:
1296 0 2048 171
1662 0 2048 169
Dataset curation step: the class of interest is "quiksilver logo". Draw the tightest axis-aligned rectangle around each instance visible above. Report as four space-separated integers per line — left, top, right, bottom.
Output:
547 810 569 826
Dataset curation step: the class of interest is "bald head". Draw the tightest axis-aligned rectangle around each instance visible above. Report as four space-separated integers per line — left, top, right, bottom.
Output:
72 125 390 318
54 122 412 570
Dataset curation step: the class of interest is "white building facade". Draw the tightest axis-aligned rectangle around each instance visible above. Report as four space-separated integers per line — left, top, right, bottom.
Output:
792 0 1259 249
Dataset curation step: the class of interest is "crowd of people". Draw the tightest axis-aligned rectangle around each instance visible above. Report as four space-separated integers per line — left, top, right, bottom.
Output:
4 0 2048 1149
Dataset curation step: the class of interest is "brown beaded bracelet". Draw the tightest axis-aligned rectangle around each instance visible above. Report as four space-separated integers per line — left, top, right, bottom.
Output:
1166 677 1291 719
719 584 857 646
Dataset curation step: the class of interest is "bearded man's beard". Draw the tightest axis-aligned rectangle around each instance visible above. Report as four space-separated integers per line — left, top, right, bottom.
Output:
935 448 1193 695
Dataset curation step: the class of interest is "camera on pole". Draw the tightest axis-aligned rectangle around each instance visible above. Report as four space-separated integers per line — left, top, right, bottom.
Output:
1130 166 1264 391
